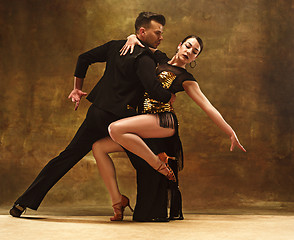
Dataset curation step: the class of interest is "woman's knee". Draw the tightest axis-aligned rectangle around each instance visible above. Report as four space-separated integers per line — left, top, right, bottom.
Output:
108 122 122 141
92 141 102 152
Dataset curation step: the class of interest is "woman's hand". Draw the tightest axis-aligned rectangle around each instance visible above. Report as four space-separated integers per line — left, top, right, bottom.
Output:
230 132 246 152
120 34 144 55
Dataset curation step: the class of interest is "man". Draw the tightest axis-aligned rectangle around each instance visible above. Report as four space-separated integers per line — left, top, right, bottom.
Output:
10 12 174 217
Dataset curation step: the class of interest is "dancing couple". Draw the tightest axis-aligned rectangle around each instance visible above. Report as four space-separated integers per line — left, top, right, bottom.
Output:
10 11 245 222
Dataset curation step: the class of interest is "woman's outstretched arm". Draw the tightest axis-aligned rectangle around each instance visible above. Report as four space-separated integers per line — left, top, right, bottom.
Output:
182 81 246 152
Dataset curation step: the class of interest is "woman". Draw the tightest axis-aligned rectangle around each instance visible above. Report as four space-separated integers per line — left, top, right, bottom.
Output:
92 35 246 221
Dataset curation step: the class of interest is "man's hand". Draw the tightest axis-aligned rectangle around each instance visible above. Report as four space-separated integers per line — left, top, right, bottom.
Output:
169 93 176 104
68 89 87 111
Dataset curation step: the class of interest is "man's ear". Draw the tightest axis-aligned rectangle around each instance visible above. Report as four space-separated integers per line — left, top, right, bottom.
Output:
138 27 146 37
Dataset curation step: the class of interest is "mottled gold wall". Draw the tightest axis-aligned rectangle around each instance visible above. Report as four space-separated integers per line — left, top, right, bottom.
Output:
0 0 293 210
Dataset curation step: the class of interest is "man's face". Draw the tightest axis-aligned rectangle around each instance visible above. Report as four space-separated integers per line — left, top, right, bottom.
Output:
141 20 164 48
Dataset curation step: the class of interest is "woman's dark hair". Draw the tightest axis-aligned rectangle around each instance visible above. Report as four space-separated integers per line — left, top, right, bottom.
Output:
181 35 204 55
135 12 166 33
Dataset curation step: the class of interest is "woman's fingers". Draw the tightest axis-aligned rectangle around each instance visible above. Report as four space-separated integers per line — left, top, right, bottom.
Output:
120 45 131 56
230 136 246 152
238 143 247 152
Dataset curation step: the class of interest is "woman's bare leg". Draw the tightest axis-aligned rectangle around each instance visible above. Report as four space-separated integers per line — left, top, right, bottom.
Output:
108 114 175 170
92 137 124 205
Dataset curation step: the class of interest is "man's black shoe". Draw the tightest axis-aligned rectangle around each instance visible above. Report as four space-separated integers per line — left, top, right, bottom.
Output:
9 204 26 217
151 217 170 222
133 217 170 222
169 215 184 220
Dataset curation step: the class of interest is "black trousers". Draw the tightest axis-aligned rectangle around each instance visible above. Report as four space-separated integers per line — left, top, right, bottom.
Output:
127 137 184 221
126 151 168 221
15 105 120 210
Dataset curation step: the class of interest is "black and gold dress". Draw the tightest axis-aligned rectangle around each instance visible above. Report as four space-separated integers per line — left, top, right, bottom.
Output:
140 50 197 171
128 50 197 222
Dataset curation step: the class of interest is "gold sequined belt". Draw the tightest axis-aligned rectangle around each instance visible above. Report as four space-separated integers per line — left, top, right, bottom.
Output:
141 94 174 114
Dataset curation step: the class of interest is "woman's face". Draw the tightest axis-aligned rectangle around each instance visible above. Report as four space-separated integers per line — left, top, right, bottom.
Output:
177 37 201 64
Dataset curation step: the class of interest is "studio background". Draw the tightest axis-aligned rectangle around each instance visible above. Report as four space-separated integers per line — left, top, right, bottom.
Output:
0 0 293 212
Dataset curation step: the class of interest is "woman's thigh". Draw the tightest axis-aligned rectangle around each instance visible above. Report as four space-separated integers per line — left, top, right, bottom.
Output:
109 114 175 139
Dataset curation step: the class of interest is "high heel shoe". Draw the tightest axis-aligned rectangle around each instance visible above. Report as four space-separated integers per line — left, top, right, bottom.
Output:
156 152 176 182
110 195 134 221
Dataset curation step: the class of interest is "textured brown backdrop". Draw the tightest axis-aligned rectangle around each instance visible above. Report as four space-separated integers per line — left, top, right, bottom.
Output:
0 0 293 211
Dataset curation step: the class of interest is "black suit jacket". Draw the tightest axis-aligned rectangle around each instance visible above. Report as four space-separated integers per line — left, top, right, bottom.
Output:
74 40 171 117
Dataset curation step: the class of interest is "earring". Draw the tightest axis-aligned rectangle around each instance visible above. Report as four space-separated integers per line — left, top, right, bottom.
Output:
189 60 197 68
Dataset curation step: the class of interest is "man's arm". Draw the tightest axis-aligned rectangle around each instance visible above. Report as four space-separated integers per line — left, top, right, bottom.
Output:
74 40 114 79
69 41 114 110
136 55 172 103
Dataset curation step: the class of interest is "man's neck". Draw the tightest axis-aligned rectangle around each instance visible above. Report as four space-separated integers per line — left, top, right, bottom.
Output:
136 36 149 48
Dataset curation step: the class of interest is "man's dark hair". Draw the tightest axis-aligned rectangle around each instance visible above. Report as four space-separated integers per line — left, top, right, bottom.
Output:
135 12 166 33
